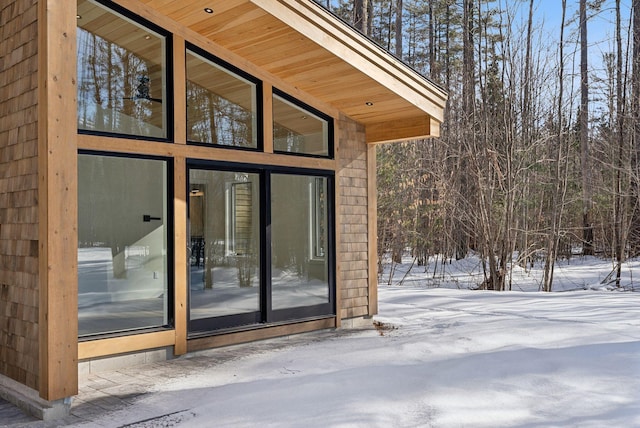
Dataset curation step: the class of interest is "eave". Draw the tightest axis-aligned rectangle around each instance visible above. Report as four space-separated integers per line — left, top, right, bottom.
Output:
136 0 448 143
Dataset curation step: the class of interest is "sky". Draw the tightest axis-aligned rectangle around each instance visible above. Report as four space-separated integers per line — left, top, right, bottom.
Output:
528 0 633 72
32 255 640 427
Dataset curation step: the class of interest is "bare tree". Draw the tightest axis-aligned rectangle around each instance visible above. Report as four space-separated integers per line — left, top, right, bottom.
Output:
395 0 403 57
631 0 640 255
580 0 594 256
542 0 569 292
612 0 627 286
354 0 369 35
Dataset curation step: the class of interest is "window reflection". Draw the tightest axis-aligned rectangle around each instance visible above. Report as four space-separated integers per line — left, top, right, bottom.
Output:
77 155 169 336
189 170 261 321
186 50 258 148
77 0 167 138
271 174 330 310
273 94 330 156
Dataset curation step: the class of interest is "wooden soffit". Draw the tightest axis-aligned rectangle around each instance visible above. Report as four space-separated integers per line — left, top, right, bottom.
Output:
135 0 448 143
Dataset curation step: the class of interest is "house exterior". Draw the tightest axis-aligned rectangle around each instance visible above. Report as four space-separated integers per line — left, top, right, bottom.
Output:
0 0 446 418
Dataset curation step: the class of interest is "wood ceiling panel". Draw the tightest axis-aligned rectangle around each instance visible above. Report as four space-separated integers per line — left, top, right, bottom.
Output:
144 0 248 21
263 52 342 77
191 5 266 37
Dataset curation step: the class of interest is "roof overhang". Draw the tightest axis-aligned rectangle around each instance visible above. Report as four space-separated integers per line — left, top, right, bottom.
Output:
136 0 448 143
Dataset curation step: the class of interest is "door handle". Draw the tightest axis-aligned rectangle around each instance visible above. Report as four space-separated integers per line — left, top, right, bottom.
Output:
143 214 162 222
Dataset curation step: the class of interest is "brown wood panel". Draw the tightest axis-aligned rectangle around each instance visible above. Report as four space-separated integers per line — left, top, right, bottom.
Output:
173 156 188 355
78 330 175 360
187 318 336 352
173 36 187 144
366 116 431 145
262 84 274 153
77 134 337 171
37 0 79 401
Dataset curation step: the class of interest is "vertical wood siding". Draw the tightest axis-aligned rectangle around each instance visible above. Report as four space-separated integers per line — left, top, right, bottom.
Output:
338 115 371 319
0 0 39 390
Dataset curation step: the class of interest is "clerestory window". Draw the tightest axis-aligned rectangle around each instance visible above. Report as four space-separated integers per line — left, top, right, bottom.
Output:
77 0 170 139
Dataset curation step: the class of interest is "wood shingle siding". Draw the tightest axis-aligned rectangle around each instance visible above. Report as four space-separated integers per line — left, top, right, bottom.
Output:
338 114 372 320
0 0 39 390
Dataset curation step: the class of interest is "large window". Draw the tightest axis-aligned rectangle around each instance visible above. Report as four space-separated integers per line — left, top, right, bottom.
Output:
77 0 169 138
77 154 171 337
188 164 334 333
186 47 260 148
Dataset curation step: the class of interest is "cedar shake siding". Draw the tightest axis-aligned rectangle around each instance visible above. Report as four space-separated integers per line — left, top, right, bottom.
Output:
0 0 39 390
338 114 371 319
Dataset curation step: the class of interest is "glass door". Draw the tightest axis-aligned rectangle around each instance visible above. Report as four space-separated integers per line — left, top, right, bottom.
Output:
188 168 261 332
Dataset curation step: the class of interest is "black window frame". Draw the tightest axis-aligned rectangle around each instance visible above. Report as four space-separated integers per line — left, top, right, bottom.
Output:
272 88 335 159
185 43 264 152
77 149 176 341
76 0 174 142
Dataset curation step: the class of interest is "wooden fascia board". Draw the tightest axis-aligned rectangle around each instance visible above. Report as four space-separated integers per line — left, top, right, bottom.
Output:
249 0 447 123
366 115 440 144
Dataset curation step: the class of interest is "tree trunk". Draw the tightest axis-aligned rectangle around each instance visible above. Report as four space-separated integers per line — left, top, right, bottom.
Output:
395 0 403 58
631 0 640 256
613 0 625 286
542 0 568 292
455 0 475 261
580 0 594 256
354 0 369 35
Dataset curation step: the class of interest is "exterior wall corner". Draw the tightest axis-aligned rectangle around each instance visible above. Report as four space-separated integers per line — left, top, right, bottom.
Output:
337 114 376 320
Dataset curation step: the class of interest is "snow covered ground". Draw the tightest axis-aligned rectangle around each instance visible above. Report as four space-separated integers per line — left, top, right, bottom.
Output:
73 256 639 427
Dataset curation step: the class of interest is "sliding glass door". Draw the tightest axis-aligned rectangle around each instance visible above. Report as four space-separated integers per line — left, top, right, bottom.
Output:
188 168 262 331
188 163 334 334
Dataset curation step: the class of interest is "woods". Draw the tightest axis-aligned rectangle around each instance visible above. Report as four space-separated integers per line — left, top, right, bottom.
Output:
319 0 640 290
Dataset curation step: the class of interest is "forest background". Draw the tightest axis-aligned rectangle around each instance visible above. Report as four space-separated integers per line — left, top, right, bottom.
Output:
315 0 640 292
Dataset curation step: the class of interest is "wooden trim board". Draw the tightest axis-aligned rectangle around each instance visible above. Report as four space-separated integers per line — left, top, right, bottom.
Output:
37 0 79 401
187 318 336 352
78 330 176 360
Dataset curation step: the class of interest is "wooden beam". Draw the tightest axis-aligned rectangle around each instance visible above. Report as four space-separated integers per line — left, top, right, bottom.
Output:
365 116 432 145
173 37 188 356
173 36 187 145
77 134 338 171
333 122 342 327
78 330 175 360
173 156 187 355
37 0 79 401
367 144 378 316
430 117 441 139
262 84 274 153
187 318 336 352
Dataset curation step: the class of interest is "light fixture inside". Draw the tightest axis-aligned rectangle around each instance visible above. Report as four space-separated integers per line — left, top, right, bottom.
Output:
204 7 214 13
